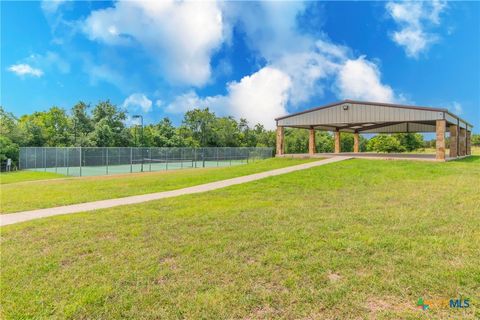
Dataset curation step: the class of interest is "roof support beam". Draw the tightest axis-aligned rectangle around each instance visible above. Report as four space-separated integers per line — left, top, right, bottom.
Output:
276 126 284 156
449 125 458 158
334 129 341 154
354 132 359 153
436 120 446 161
309 127 316 155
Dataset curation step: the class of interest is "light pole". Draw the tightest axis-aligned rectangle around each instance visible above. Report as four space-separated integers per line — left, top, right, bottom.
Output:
133 115 144 172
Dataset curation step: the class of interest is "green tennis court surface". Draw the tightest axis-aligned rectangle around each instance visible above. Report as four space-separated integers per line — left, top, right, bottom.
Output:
26 159 248 176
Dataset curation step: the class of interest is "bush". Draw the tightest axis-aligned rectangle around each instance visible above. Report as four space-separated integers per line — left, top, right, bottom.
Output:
0 136 19 168
472 134 480 146
366 134 406 153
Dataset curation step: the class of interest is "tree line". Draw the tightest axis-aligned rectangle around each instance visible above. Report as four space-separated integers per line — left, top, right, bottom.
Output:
1 100 478 167
0 101 276 166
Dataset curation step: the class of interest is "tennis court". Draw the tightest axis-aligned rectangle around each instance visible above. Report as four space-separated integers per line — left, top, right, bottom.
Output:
20 147 273 177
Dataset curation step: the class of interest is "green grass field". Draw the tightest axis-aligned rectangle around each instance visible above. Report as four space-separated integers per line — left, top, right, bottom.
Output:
1 158 315 214
0 171 66 184
1 157 478 319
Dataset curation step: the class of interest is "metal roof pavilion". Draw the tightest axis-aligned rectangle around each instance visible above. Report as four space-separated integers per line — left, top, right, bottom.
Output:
275 100 473 161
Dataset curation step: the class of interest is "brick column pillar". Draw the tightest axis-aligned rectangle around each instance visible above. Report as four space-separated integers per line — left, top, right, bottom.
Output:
459 128 466 156
276 126 284 156
334 129 341 154
353 132 360 153
449 125 458 158
466 130 471 155
435 120 446 161
308 127 316 155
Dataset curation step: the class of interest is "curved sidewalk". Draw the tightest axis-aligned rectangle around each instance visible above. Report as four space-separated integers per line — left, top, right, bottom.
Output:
1 156 351 226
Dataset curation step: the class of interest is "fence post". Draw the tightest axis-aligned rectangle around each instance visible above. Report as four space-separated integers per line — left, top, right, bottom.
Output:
67 148 70 176
194 149 197 168
79 147 82 177
149 148 152 172
216 148 219 167
106 147 109 175
130 147 133 173
202 148 205 168
55 148 58 173
43 148 46 172
165 148 168 171
181 148 184 168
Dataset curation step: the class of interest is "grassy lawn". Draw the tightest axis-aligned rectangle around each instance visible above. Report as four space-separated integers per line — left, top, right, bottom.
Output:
1 157 479 319
0 158 315 214
0 171 66 184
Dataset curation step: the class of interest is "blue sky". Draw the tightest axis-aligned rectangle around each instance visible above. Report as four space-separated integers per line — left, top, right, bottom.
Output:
1 1 479 132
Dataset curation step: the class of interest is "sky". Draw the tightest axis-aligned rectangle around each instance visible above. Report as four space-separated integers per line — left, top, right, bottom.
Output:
1 0 479 132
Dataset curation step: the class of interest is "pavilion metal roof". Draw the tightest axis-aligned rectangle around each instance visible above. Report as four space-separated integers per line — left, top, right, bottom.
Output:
275 100 473 133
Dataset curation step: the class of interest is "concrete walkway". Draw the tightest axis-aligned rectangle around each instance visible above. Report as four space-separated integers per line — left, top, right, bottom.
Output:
1 156 351 226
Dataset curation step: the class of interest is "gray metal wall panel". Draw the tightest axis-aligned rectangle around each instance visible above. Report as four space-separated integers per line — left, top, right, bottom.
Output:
277 102 444 126
445 113 456 125
361 123 436 133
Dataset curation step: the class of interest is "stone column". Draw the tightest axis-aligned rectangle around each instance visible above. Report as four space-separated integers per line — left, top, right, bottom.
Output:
449 125 458 158
459 128 466 156
466 130 471 155
334 129 341 154
276 126 284 156
308 127 316 155
435 120 446 161
353 132 360 153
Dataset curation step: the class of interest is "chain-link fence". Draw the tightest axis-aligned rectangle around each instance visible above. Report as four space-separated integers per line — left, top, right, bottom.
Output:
19 147 274 176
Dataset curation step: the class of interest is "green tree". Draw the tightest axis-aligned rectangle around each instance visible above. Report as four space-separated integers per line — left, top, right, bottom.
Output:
471 134 480 146
214 117 240 147
284 128 308 153
394 133 424 151
0 136 19 167
253 124 275 148
366 134 405 153
140 118 186 147
316 131 334 153
42 107 71 146
180 108 216 147
238 118 257 147
89 101 130 146
71 101 94 146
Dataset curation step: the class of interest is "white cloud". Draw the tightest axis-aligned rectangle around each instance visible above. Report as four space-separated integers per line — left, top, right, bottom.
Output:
155 100 163 108
335 57 396 103
163 2 401 128
123 93 153 113
166 67 291 129
27 52 70 74
227 2 397 106
40 0 66 14
7 64 44 77
226 67 291 128
82 0 224 86
272 40 348 106
449 102 463 115
386 1 447 58
166 91 225 115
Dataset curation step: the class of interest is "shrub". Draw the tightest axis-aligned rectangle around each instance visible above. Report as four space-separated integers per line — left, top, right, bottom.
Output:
366 134 406 153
